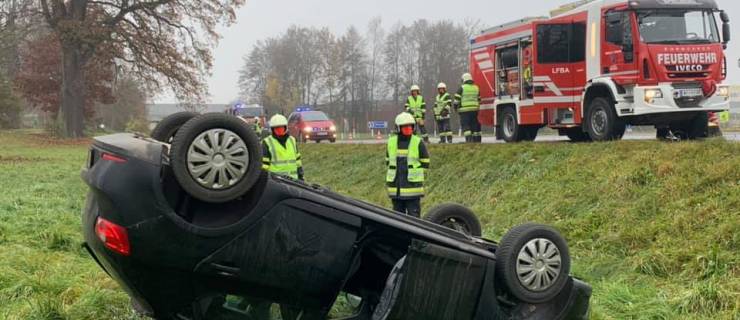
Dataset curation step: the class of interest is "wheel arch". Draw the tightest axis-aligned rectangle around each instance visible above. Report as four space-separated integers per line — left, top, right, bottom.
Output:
582 81 618 120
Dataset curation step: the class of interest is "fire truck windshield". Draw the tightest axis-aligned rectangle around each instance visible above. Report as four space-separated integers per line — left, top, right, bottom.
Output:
637 10 720 44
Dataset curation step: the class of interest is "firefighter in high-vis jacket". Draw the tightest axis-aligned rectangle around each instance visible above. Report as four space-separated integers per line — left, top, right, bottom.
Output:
454 73 482 143
262 114 304 181
386 112 430 218
405 85 429 143
434 82 453 144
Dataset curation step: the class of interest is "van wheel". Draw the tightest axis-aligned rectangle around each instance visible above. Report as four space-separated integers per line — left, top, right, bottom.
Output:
495 223 571 304
170 113 262 203
150 112 198 143
424 203 482 237
500 107 523 143
585 97 625 141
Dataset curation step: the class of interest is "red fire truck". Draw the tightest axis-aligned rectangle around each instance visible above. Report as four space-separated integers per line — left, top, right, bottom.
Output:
471 0 731 142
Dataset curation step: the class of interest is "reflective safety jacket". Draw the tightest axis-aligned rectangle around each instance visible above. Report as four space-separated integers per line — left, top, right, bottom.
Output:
262 135 302 179
386 134 430 199
434 92 452 120
405 95 427 120
455 82 481 113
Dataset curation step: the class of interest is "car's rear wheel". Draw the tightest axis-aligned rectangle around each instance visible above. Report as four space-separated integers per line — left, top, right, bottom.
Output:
495 223 571 304
150 112 198 143
170 113 262 203
424 203 482 237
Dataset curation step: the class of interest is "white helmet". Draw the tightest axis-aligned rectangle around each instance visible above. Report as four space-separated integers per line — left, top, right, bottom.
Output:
462 73 473 82
437 83 447 90
410 85 421 93
395 112 416 127
269 114 288 128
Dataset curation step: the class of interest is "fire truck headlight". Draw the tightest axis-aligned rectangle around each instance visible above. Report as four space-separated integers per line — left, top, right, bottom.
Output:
717 86 730 98
644 89 663 104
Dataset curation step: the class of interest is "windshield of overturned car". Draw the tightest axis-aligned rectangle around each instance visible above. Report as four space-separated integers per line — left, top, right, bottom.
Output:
638 10 720 44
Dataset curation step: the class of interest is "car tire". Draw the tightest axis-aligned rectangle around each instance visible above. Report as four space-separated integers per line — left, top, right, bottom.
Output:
150 112 199 143
500 107 523 143
170 113 262 203
585 97 625 141
424 203 482 237
495 223 571 304
564 128 592 142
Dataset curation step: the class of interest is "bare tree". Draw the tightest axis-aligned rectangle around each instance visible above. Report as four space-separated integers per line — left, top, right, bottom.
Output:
36 0 246 137
366 17 385 116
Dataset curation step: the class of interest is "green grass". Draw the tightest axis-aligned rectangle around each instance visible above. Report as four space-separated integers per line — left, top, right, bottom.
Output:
0 130 738 319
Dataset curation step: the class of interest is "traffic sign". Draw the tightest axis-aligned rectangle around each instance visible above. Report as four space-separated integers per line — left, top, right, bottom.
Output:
368 121 388 129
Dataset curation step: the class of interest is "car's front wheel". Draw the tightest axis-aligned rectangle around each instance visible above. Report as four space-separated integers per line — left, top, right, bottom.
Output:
170 113 262 203
495 223 571 304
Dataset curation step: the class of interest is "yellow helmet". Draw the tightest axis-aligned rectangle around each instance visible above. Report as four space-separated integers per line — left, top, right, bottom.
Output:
269 114 288 128
462 73 473 82
395 112 416 127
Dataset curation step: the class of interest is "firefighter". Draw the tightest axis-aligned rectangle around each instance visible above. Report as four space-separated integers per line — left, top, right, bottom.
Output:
434 83 453 143
386 112 430 218
252 116 263 136
405 85 429 143
454 73 482 143
262 114 304 181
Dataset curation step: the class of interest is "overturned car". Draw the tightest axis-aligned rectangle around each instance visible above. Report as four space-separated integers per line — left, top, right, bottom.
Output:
81 113 591 320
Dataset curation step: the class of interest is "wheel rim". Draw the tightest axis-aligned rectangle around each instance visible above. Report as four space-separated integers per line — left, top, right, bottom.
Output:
187 129 250 190
591 108 608 136
440 217 471 235
503 113 516 137
516 238 562 292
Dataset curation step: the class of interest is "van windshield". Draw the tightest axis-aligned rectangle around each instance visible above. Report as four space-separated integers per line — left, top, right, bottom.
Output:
637 10 720 44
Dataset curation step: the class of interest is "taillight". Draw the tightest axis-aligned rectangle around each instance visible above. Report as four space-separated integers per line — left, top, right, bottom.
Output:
101 153 127 163
95 217 130 256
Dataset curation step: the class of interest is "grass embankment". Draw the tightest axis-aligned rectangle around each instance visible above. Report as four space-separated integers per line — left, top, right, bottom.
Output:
0 130 738 319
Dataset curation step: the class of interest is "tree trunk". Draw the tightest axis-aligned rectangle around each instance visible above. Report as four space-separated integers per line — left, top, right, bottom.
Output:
60 43 86 138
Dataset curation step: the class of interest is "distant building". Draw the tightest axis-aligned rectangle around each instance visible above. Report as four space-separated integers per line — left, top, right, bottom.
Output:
146 104 228 124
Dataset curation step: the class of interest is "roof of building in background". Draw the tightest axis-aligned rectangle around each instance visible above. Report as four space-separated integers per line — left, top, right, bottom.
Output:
146 104 228 122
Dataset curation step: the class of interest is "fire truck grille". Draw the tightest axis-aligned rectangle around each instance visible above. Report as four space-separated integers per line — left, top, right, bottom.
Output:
674 97 702 108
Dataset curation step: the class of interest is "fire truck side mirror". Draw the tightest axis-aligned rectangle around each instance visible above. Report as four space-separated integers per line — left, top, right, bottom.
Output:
720 11 730 24
720 11 730 47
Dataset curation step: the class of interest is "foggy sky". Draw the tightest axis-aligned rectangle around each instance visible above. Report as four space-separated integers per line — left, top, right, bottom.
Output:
165 0 740 104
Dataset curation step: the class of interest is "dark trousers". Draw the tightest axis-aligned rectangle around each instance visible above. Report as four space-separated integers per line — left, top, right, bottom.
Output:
418 123 429 142
392 198 421 218
460 111 481 143
436 118 452 143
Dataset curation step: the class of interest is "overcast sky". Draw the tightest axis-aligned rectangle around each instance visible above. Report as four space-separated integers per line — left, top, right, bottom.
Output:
165 0 740 104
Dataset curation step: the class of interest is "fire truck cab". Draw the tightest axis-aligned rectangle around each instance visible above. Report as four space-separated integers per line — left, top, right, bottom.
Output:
471 0 731 142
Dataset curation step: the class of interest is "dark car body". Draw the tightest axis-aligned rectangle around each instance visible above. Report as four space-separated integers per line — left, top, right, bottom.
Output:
81 133 591 320
288 111 337 142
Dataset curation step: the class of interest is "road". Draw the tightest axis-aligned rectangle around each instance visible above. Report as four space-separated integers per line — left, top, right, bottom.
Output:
335 131 740 144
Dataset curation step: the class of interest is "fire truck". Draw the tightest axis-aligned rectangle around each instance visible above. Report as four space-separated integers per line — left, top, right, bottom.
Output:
470 0 731 142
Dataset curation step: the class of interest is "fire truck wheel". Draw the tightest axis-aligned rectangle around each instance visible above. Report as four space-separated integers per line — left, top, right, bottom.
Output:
151 112 199 143
424 203 482 237
496 223 571 304
564 128 592 142
687 112 709 140
170 113 262 203
585 97 625 141
500 107 523 143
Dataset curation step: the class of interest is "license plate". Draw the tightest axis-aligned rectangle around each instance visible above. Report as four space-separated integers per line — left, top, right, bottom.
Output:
317 132 328 136
674 88 703 98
